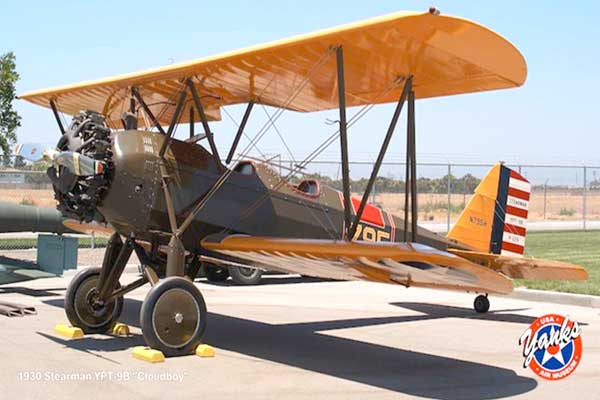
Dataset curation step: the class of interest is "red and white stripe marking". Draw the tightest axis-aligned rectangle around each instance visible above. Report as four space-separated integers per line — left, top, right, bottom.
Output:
387 211 396 242
501 171 531 257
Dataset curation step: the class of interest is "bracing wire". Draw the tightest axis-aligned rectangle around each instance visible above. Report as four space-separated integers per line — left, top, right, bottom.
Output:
174 48 336 234
220 79 401 234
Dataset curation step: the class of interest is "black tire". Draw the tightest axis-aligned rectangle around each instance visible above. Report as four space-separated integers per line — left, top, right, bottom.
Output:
229 266 263 285
205 265 230 282
474 294 490 313
64 267 123 334
140 277 207 357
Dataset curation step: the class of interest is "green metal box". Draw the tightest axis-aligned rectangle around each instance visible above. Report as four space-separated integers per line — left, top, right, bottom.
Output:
36 234 78 275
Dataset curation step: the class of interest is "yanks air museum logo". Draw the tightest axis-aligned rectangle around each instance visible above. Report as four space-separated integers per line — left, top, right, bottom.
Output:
518 314 582 380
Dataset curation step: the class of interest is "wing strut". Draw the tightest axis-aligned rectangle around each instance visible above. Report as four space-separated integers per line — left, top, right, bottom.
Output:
336 46 352 240
131 87 167 135
186 79 224 171
226 101 254 164
155 87 189 276
49 99 66 135
405 88 418 242
348 76 412 239
189 106 195 138
158 89 188 157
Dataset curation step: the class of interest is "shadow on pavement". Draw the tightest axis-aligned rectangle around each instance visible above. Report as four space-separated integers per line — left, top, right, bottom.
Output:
43 297 537 399
198 275 333 287
37 331 145 363
391 302 587 326
392 302 536 325
0 286 64 297
0 256 59 285
0 256 39 269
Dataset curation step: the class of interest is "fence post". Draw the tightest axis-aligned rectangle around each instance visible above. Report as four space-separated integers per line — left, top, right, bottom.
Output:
447 163 451 232
583 166 587 231
543 180 548 220
91 231 95 249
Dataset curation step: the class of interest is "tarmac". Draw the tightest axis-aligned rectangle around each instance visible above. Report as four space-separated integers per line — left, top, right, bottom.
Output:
0 267 598 400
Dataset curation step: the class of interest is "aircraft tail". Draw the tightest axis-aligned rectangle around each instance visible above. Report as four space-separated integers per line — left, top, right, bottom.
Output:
447 163 530 257
12 142 53 162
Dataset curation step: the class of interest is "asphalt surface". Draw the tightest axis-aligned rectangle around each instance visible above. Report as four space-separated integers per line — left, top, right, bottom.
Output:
0 268 598 400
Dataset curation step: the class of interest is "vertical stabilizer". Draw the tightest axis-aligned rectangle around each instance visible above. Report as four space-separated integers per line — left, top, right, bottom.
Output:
447 163 530 256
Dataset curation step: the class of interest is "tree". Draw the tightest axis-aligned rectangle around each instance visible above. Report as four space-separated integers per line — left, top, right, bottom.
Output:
0 52 21 160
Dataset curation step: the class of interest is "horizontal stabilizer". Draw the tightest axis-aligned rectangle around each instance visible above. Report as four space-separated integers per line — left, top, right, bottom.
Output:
448 249 588 281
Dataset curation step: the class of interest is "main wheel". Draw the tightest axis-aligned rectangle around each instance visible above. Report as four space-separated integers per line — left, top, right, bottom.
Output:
65 267 123 334
204 265 229 282
474 294 490 313
140 277 207 356
229 266 263 285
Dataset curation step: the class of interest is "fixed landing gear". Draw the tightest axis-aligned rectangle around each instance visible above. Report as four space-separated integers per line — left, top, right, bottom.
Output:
65 267 123 334
140 277 207 357
229 266 263 285
203 263 263 285
473 294 490 313
64 235 209 356
204 265 230 282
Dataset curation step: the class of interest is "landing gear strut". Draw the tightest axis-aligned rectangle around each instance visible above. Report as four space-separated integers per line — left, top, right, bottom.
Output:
205 264 230 282
65 267 123 334
473 294 490 313
65 233 132 333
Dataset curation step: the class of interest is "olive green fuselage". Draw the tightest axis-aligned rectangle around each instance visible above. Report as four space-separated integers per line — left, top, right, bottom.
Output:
99 130 462 253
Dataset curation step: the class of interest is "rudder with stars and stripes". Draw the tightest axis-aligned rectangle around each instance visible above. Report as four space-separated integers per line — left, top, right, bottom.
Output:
447 163 530 257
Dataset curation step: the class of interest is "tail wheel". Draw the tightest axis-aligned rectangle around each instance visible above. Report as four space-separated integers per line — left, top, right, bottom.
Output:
140 277 207 356
229 266 263 285
65 267 123 334
474 294 490 313
204 265 230 282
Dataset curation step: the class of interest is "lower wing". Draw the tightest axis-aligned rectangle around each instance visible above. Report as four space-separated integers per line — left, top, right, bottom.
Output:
201 235 514 294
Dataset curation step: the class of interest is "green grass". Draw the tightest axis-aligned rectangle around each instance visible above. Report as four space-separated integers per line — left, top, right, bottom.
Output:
420 201 465 214
519 231 600 296
0 236 108 250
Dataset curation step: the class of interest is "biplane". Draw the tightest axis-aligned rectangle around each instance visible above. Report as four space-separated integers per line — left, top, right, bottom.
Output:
19 9 587 356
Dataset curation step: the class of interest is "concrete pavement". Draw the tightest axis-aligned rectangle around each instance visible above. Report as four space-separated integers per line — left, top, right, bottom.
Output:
0 269 598 400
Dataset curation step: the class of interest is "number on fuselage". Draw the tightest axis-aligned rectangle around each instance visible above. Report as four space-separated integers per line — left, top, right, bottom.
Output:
338 193 396 242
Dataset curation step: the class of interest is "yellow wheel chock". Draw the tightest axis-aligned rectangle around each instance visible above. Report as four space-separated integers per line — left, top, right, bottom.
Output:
54 323 84 339
195 344 215 358
132 346 165 363
112 323 130 336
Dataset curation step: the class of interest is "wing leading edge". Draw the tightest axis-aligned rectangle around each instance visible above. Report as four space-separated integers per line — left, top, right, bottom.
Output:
201 235 514 294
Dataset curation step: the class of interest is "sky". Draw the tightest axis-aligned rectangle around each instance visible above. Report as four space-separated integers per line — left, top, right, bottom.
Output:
2 1 600 182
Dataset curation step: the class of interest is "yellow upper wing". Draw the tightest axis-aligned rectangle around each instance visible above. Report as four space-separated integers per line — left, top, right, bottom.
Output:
202 235 514 294
19 10 526 127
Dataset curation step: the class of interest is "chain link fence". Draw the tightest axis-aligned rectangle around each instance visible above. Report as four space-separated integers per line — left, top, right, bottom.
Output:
0 161 597 251
274 160 599 233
